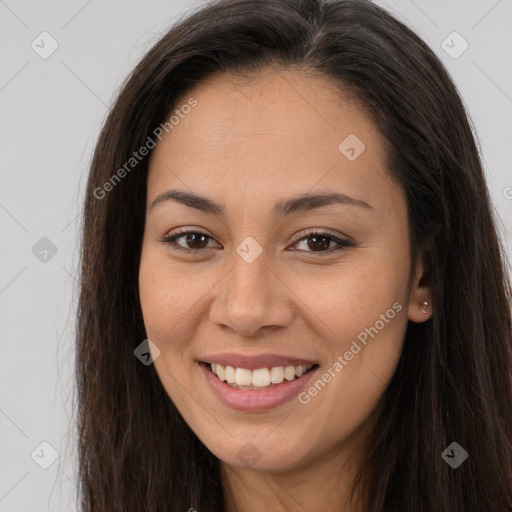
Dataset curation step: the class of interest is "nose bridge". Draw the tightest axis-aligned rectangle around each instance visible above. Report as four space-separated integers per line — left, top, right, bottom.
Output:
209 238 293 336
226 241 272 309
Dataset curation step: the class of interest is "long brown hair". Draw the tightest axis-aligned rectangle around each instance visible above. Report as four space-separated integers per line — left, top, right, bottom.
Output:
76 0 512 510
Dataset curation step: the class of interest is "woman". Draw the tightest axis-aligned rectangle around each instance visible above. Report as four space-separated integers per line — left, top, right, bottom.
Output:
76 0 512 510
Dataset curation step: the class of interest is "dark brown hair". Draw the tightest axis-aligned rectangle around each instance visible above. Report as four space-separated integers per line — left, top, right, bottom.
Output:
76 0 512 510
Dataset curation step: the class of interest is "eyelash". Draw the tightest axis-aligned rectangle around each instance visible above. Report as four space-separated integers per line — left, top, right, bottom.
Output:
160 228 353 256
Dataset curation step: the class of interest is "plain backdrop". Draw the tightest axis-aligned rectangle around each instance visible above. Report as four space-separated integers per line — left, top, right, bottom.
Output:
0 0 511 510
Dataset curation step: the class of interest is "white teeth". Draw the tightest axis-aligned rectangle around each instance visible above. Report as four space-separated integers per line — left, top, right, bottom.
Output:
225 365 236 384
284 366 296 380
209 363 314 388
270 366 284 384
252 368 271 387
216 364 226 381
235 368 252 386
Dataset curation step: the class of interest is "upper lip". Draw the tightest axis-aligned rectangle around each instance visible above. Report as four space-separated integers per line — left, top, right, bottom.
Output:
199 352 318 370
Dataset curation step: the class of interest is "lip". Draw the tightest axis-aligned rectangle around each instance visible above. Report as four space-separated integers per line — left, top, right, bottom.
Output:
199 361 320 412
199 352 318 371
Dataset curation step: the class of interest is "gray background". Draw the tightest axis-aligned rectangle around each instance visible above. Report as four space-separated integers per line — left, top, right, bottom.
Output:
0 0 511 510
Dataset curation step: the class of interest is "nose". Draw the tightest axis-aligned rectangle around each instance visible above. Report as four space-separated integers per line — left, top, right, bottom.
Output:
208 248 294 337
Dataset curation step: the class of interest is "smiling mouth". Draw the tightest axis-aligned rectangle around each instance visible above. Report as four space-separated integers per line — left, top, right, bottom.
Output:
201 361 319 390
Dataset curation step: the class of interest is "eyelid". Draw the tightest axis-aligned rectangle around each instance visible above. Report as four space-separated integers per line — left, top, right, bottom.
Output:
164 226 218 242
290 228 347 243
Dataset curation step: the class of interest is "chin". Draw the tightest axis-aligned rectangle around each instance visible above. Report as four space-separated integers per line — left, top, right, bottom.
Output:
206 431 311 473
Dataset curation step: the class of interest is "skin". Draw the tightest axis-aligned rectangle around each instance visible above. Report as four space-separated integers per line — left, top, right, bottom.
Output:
138 67 432 512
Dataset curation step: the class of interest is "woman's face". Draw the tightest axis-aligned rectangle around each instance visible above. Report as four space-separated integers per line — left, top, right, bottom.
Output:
139 69 429 472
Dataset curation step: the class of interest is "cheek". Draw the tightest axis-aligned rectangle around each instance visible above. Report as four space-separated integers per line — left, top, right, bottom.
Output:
291 253 409 347
288 286 407 459
288 254 409 414
138 257 174 342
138 249 207 425
138 248 211 345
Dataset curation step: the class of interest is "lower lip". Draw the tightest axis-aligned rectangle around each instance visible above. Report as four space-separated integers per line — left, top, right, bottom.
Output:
199 362 319 412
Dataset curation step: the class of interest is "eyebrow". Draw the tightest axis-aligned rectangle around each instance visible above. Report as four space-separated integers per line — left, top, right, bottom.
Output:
150 188 373 218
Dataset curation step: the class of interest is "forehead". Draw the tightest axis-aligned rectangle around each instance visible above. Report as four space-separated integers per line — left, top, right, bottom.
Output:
156 68 377 151
147 68 397 216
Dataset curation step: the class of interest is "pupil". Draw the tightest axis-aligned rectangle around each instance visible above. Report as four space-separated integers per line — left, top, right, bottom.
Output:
308 236 330 251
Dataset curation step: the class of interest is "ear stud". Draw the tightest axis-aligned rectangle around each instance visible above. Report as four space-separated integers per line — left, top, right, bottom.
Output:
420 300 429 314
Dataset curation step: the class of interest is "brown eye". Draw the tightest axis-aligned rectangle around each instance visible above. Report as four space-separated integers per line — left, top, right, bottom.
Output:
291 231 352 254
162 229 352 255
182 233 209 249
304 235 332 252
162 231 219 252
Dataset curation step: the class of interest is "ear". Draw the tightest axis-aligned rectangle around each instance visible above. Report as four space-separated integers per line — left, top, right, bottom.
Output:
407 256 432 323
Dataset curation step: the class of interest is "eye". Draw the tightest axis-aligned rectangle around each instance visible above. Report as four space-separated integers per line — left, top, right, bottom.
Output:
288 229 353 254
161 230 220 252
160 228 353 255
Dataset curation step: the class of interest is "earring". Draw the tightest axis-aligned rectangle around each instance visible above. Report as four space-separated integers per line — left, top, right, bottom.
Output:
420 300 429 314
